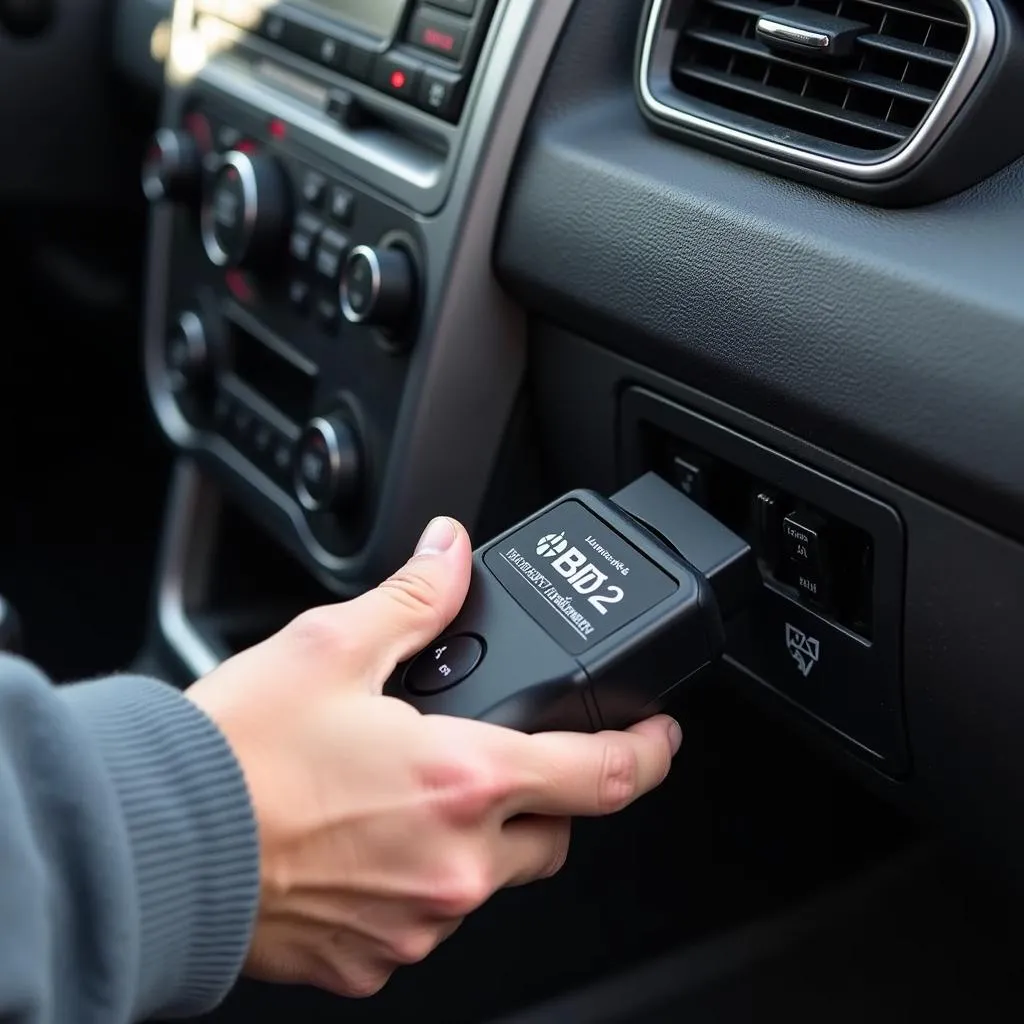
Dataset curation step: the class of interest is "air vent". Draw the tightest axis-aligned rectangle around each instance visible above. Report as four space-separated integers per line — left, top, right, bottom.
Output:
638 0 995 178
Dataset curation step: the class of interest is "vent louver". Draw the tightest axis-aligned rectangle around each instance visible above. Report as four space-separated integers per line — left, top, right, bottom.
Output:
638 0 993 176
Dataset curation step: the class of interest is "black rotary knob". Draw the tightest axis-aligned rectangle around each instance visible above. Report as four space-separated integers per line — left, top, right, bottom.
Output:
339 244 416 330
294 414 362 514
142 128 203 204
201 150 292 272
166 311 210 391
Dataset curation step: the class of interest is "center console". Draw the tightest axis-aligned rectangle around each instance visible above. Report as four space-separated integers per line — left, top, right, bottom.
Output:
142 0 575 675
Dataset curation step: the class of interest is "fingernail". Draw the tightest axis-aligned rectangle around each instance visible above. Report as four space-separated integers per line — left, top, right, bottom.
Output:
667 719 683 755
415 517 457 556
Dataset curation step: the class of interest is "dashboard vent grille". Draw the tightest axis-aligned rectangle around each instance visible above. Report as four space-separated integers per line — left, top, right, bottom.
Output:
671 0 970 153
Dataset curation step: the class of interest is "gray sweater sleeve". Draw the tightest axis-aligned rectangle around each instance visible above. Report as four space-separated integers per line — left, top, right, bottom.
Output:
0 654 260 1023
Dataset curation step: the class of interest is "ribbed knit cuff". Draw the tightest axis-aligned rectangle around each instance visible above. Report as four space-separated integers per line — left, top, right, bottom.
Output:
60 676 259 1020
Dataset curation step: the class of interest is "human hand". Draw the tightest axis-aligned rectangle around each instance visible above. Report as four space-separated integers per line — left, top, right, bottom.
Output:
186 516 682 998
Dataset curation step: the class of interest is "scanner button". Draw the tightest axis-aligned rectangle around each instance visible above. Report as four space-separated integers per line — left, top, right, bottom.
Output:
405 634 484 695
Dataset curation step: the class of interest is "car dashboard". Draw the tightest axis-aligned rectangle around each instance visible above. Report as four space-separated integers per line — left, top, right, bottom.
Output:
8 0 1024 1018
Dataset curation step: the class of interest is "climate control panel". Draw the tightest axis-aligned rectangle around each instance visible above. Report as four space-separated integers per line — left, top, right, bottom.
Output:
144 97 426 561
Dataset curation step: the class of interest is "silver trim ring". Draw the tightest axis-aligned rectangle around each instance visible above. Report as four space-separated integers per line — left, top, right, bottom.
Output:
637 0 997 182
339 245 382 324
168 310 208 388
294 417 343 513
142 127 181 202
200 149 260 267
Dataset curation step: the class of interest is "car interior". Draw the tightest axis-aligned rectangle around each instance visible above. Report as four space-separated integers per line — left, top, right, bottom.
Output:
2 0 1024 1019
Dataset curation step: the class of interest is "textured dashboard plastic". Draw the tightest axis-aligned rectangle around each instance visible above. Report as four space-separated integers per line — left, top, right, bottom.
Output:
497 0 1024 546
527 327 1024 874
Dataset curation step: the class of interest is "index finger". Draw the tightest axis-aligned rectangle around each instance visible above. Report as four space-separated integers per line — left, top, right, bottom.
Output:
501 715 682 819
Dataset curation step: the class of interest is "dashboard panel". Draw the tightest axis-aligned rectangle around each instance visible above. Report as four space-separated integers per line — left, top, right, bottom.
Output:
128 0 1024 876
142 0 575 603
496 0 1024 865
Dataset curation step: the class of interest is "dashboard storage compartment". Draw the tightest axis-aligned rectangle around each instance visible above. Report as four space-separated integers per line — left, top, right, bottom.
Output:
619 387 908 775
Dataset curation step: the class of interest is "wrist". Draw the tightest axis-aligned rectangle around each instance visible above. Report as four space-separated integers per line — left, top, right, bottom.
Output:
61 676 260 1019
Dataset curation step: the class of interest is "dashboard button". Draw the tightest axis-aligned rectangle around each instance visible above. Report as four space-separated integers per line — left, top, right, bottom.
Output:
329 185 355 225
289 233 314 262
404 635 484 695
343 43 375 82
417 67 466 121
289 212 323 264
314 34 347 71
301 171 326 207
406 7 470 63
783 510 825 572
314 227 350 281
373 52 423 101
782 511 829 607
325 88 359 127
288 279 311 313
260 11 303 48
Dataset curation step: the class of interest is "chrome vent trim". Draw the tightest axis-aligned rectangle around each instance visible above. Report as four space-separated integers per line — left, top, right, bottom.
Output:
637 0 997 180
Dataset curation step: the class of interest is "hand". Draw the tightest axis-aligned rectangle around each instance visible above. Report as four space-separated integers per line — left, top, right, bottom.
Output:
186 516 682 999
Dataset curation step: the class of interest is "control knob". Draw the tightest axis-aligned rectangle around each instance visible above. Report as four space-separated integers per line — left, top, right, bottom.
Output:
142 128 203 205
166 311 211 392
201 150 292 272
294 413 362 513
340 244 417 331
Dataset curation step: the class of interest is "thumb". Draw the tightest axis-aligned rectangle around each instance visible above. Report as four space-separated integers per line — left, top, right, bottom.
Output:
341 517 473 687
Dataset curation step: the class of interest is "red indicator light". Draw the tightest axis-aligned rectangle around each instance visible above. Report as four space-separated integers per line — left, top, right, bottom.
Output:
237 138 257 154
268 118 287 140
183 112 212 152
225 270 255 304
423 28 455 52
390 69 407 90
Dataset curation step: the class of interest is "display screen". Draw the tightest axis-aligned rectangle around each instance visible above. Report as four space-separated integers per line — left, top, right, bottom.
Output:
291 0 406 40
228 321 316 420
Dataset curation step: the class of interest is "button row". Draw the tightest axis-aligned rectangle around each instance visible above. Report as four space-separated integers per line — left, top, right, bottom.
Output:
213 389 295 487
300 171 355 225
289 213 349 334
202 1 474 122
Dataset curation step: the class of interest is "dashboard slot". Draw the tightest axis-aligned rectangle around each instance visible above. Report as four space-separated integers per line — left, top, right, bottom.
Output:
620 387 908 774
658 438 875 639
